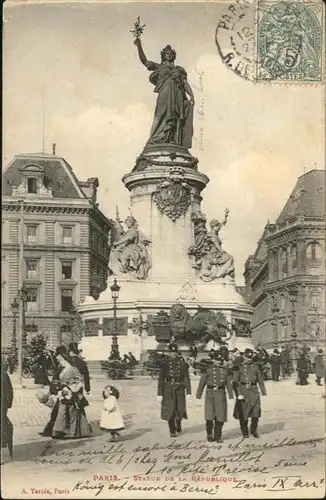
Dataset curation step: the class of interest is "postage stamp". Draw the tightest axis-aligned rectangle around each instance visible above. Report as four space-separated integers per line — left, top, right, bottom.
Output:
256 0 325 83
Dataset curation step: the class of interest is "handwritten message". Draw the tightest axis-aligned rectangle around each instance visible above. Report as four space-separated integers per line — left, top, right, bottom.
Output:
25 435 325 497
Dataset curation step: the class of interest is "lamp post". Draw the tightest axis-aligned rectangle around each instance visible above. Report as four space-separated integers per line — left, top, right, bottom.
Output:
17 286 28 386
110 279 121 360
270 304 280 348
10 297 19 369
312 304 320 348
17 198 26 386
290 295 298 371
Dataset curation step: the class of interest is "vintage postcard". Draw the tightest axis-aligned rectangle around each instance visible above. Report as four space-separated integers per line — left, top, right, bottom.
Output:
1 0 325 499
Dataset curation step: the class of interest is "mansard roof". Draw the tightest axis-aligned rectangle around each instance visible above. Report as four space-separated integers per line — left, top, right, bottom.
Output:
276 169 325 224
2 153 86 199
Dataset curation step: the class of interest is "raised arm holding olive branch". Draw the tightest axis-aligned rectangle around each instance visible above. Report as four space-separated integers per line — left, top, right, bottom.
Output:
132 19 195 149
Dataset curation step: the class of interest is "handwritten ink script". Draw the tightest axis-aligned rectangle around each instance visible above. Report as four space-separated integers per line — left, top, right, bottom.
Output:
26 436 325 497
193 68 204 152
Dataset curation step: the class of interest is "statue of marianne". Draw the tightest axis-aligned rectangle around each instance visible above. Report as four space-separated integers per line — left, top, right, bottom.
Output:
134 37 195 149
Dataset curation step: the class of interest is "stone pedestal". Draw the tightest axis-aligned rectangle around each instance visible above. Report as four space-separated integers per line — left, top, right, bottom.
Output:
122 147 208 282
78 145 253 361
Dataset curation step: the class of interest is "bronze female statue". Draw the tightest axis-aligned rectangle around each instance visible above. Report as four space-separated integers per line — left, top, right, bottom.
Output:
200 217 235 281
189 209 235 281
134 38 195 149
112 216 151 280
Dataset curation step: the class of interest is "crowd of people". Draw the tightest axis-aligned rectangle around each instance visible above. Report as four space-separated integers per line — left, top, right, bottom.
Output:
186 344 325 387
1 340 325 463
157 342 325 442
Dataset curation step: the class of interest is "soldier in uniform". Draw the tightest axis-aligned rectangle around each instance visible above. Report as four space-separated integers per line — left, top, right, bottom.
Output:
233 348 267 438
157 343 191 437
270 349 281 381
196 350 233 442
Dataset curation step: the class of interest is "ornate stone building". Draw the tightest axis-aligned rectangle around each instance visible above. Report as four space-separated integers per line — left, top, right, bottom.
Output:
2 151 113 348
244 169 325 349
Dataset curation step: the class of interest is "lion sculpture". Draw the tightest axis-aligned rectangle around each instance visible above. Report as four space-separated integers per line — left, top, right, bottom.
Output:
169 303 231 347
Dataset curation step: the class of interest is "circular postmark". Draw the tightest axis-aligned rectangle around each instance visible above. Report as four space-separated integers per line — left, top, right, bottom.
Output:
215 0 256 81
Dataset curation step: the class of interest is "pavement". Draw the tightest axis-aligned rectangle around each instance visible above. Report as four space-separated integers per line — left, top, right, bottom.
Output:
1 374 325 499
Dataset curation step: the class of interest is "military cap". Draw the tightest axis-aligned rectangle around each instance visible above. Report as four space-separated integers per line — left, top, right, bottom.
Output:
69 342 79 353
55 345 67 356
168 343 179 352
215 351 224 362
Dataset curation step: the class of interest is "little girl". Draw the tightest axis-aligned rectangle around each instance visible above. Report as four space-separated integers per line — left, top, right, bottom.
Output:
100 385 124 440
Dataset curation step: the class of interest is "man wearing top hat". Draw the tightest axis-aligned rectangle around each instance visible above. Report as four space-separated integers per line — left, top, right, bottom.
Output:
157 343 191 437
233 348 266 438
68 342 91 394
196 350 233 442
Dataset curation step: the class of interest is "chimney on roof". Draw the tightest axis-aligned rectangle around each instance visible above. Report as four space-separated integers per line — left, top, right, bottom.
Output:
52 143 56 155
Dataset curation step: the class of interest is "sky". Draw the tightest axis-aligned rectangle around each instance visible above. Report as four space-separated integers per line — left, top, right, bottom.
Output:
3 0 325 285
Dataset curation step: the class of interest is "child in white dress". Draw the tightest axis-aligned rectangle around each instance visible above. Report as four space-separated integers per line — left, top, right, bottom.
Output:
100 385 125 441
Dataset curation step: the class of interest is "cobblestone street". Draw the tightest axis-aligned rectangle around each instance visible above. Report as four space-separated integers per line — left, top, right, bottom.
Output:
2 374 325 499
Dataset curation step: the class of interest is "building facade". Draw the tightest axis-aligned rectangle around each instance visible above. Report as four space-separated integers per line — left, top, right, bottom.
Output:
2 152 113 349
244 169 325 349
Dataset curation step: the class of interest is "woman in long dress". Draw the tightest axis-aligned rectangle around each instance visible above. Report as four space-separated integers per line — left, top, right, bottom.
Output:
52 353 91 439
134 38 195 149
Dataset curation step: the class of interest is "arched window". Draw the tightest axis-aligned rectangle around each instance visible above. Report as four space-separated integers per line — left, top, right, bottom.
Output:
291 244 298 272
272 250 278 279
280 247 288 278
306 242 322 261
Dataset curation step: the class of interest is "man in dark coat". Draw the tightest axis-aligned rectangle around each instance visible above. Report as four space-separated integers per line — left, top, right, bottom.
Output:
270 349 281 381
68 342 91 394
233 348 267 438
1 362 14 461
297 353 309 385
314 349 325 386
157 343 191 437
253 346 270 380
280 347 289 377
196 350 233 442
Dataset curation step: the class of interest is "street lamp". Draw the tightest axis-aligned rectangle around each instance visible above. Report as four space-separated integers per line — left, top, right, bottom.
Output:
17 285 28 386
290 295 298 371
312 304 320 347
10 297 19 369
270 303 280 347
110 279 121 360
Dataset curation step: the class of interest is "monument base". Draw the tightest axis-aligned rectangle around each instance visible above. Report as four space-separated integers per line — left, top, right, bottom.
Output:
78 277 253 361
132 143 198 172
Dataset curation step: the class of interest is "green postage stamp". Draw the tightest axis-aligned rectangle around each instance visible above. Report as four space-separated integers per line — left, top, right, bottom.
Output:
256 0 325 82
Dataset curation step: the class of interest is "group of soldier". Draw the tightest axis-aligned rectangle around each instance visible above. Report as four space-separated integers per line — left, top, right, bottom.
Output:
157 342 325 442
157 343 267 442
269 346 325 386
